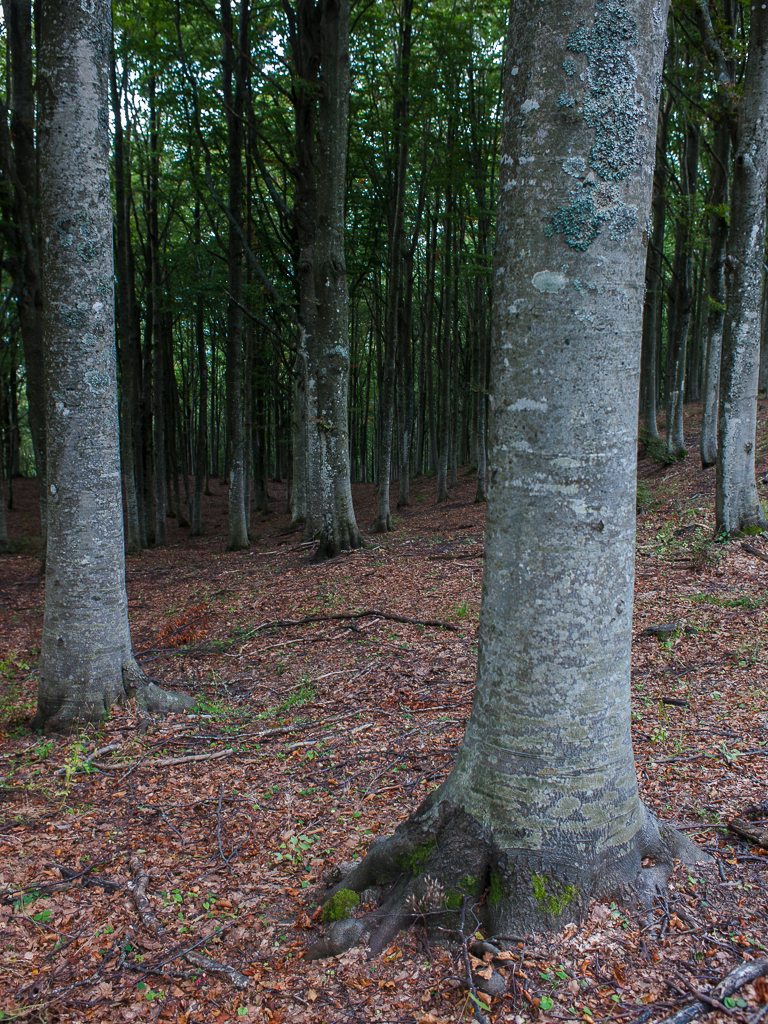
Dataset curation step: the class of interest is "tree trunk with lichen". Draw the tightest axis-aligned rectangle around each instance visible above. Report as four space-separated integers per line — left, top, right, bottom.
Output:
715 2 768 537
32 0 194 733
308 0 707 961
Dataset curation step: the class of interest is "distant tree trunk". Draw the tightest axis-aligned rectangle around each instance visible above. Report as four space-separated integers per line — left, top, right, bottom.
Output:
665 115 700 458
148 77 167 547
698 0 737 468
0 0 47 548
437 184 453 502
190 273 207 536
301 0 362 556
375 0 413 531
111 55 141 553
639 91 671 443
222 0 250 550
716 2 768 536
0 436 8 552
34 0 192 732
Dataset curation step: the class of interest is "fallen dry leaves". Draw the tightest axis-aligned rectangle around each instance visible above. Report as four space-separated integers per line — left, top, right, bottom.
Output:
0 402 767 1023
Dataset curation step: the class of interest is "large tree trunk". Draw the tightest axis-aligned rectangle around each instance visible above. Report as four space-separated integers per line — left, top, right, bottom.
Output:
33 0 193 733
716 3 768 536
309 0 706 960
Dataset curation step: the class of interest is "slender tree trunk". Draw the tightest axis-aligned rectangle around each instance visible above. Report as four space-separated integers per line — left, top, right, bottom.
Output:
666 115 700 459
375 0 413 532
1 0 47 550
436 182 453 502
716 3 768 536
111 56 141 553
222 0 250 550
190 278 207 536
640 91 671 443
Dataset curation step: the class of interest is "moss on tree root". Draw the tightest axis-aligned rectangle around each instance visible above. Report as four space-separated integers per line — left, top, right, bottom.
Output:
306 797 710 960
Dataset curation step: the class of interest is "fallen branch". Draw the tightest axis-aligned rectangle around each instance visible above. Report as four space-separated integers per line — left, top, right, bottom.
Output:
741 543 768 564
652 958 768 1024
94 747 235 772
728 818 768 849
128 857 166 938
257 608 459 633
184 949 248 990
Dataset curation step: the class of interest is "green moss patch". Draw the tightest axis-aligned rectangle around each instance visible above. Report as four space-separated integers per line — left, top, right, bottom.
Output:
322 888 360 923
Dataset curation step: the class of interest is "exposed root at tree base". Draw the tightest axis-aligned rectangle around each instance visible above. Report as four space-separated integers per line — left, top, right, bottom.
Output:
31 659 194 733
307 794 711 960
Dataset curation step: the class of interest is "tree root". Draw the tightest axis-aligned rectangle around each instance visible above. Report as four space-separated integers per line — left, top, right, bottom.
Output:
307 794 711 961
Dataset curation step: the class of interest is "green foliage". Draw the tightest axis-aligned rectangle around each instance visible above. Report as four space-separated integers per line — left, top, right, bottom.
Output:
322 889 360 923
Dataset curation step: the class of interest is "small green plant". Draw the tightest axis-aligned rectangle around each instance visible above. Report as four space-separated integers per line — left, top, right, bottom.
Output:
456 600 469 620
273 834 315 869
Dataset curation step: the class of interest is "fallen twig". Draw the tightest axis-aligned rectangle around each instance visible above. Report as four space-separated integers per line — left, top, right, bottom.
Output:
128 857 166 938
257 608 459 632
184 949 248 989
94 747 235 771
652 958 768 1024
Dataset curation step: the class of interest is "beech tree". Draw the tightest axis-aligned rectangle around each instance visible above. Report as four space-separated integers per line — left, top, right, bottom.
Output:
308 0 707 959
715 0 768 536
32 0 193 732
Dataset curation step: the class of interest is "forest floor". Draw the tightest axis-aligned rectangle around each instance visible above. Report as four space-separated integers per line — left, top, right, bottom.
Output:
1 402 768 1024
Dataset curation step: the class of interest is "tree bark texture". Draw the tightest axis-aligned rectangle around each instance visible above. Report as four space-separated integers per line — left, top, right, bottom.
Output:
665 115 699 459
309 0 707 960
34 0 193 732
223 0 250 550
639 90 670 443
375 0 413 532
303 0 362 557
700 116 730 467
716 2 768 536
111 56 142 553
0 0 47 548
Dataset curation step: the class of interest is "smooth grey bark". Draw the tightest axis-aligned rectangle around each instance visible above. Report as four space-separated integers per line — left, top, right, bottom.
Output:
716 2 768 536
309 0 707 960
0 0 47 549
111 56 141 553
695 0 737 465
190 205 207 537
665 114 700 458
639 91 671 442
700 119 730 466
148 78 167 548
302 0 362 558
34 0 193 733
436 180 453 503
222 0 250 551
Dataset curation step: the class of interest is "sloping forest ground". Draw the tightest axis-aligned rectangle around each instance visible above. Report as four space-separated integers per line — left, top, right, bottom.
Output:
1 402 767 1024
